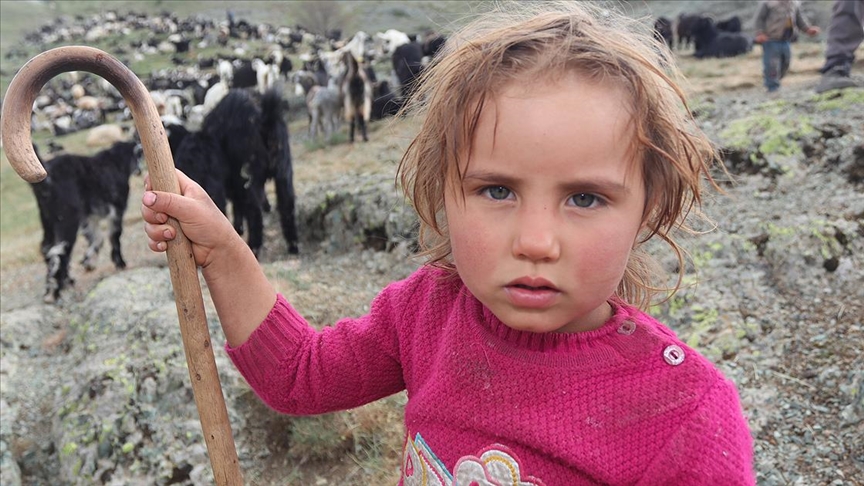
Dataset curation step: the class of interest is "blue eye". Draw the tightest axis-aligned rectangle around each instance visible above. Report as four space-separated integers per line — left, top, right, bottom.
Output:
484 186 512 200
570 193 597 208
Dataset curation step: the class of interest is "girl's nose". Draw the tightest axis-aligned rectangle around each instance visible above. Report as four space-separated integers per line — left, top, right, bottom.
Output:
512 211 561 262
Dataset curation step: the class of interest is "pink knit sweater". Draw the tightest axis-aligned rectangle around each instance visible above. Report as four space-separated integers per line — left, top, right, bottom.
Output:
227 265 755 485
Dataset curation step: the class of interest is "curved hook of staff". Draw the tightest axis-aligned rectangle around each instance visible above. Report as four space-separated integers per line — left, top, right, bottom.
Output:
0 46 243 485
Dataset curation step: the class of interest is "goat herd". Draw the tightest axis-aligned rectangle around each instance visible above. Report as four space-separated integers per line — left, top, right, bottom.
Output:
11 9 445 303
654 12 751 59
11 8 751 304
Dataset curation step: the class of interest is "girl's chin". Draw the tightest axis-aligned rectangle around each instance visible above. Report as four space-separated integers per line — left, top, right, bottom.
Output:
496 305 612 334
497 316 578 334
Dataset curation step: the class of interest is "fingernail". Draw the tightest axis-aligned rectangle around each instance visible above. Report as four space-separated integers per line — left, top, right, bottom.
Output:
143 192 156 206
163 229 173 239
157 242 166 251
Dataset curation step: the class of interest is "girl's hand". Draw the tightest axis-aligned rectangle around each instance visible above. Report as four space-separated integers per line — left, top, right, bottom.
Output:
806 26 820 37
141 169 240 268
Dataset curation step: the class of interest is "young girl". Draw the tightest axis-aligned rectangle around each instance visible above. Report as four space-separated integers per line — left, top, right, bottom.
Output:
141 2 755 484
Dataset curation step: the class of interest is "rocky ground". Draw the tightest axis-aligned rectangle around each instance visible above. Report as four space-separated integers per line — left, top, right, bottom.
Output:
1 2 864 485
3 83 863 486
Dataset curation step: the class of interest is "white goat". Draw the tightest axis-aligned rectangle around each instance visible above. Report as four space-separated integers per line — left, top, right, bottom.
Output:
337 31 370 62
306 85 342 140
251 58 280 94
202 81 229 116
85 124 126 147
375 29 410 55
217 59 234 85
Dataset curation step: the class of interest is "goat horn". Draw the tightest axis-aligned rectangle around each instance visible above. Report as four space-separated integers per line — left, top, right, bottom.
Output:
1 46 243 485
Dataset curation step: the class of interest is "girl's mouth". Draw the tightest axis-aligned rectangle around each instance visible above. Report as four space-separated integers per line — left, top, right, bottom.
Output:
507 277 558 291
504 278 560 308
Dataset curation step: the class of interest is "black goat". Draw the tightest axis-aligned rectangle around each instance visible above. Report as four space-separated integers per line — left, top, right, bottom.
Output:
392 41 424 100
178 88 298 256
30 141 140 303
371 80 403 121
173 129 230 216
654 16 674 50
259 88 299 254
163 122 190 155
202 89 268 253
677 13 705 51
422 33 447 58
716 16 742 33
692 17 751 59
231 60 257 89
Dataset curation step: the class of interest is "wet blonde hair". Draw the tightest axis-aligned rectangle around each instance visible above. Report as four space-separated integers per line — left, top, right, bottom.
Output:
396 1 723 310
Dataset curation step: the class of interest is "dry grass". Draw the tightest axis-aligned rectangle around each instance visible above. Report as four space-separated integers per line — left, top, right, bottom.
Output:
675 41 826 97
289 116 420 189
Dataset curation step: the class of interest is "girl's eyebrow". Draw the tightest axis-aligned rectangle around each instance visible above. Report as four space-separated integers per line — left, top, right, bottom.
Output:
463 170 630 195
559 179 630 196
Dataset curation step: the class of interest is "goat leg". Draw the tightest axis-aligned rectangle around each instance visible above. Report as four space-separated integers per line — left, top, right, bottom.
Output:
109 204 127 269
274 174 299 254
79 215 104 271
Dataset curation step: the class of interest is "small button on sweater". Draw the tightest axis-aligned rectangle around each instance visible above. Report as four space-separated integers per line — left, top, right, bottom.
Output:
227 265 755 485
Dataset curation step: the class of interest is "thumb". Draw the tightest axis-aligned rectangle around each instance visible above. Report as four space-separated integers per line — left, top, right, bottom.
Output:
141 191 185 219
142 189 197 222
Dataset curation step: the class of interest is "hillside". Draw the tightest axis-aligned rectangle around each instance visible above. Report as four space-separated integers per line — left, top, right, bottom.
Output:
1 1 863 485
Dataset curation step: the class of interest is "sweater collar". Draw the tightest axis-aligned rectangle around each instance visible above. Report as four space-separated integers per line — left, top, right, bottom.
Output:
472 293 660 368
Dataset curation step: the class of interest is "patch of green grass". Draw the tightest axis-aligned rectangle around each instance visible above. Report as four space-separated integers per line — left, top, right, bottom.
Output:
289 413 352 461
810 88 864 111
685 304 720 349
304 131 349 152
267 265 310 291
0 128 106 267
719 110 816 160
0 147 43 268
688 96 717 119
389 7 410 18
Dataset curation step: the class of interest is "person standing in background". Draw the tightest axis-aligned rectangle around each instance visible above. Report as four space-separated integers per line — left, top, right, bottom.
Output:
815 0 864 93
754 0 821 93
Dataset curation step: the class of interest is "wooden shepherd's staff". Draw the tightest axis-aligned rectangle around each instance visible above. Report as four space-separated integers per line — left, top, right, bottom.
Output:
1 46 243 485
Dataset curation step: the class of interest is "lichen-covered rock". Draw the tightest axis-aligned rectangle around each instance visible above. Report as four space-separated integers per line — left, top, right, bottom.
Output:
0 438 22 486
297 173 418 254
49 268 257 485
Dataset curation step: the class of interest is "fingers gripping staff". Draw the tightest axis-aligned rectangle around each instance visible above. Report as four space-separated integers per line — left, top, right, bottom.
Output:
1 46 243 485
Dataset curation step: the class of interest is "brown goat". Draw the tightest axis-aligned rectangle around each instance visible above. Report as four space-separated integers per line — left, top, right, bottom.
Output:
340 50 372 142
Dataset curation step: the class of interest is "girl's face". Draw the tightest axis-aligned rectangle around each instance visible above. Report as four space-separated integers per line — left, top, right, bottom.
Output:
444 73 646 333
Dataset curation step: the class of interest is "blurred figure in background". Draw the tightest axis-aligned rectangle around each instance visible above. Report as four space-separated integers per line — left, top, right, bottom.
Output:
754 0 820 93
815 0 864 93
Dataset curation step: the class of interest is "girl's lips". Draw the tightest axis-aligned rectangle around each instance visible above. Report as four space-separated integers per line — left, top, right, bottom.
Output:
508 276 558 290
504 278 560 309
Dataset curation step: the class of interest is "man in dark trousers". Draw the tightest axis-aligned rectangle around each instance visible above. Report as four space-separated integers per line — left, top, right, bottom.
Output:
815 0 864 92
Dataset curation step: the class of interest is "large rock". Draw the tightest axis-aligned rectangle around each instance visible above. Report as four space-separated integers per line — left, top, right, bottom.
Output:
50 268 233 484
297 173 418 254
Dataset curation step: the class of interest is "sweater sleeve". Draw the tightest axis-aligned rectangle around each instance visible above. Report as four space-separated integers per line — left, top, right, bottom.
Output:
638 375 755 484
754 2 769 33
225 285 407 415
794 8 811 31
